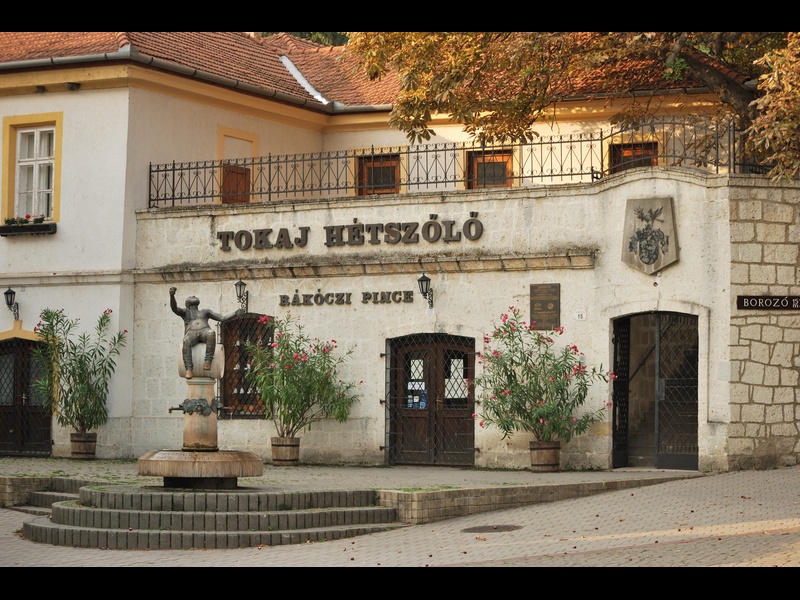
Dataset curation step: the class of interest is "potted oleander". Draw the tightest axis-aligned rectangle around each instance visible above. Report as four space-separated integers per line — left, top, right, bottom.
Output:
244 312 360 466
473 306 614 471
31 307 127 459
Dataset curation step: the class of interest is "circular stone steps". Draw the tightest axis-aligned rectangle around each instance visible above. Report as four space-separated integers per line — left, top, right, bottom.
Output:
22 484 407 550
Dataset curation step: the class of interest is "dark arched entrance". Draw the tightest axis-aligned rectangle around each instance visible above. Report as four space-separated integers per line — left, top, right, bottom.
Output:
612 312 698 470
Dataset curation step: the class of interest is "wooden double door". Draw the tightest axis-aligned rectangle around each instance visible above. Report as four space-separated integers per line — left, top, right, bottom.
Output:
388 334 475 466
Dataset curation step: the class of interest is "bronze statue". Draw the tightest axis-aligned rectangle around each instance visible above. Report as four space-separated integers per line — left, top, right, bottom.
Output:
170 287 242 379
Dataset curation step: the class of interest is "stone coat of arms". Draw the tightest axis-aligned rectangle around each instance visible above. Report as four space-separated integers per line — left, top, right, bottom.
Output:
621 197 678 274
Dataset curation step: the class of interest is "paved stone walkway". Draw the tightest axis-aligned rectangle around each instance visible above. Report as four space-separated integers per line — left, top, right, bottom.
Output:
1 459 798 566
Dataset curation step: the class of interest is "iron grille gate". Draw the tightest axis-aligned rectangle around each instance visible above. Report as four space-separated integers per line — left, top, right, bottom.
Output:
386 334 475 466
0 337 51 456
656 313 699 470
612 313 698 470
612 318 631 468
219 314 272 419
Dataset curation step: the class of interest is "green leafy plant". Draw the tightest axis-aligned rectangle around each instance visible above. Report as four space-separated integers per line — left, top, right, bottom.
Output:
31 308 128 434
4 214 45 225
244 312 360 438
474 306 614 443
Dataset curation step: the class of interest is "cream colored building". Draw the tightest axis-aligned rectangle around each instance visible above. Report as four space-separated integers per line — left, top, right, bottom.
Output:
1 33 797 472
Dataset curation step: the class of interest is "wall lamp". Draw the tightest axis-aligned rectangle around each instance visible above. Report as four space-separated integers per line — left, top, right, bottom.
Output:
4 287 19 321
417 273 433 309
234 280 248 312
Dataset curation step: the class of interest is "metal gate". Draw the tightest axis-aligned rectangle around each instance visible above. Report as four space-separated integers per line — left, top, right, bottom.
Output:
612 313 698 470
612 318 631 468
219 314 272 418
0 336 51 455
655 313 699 469
386 334 475 466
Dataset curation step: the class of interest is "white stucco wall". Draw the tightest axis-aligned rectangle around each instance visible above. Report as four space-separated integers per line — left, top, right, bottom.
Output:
0 83 329 458
131 168 735 469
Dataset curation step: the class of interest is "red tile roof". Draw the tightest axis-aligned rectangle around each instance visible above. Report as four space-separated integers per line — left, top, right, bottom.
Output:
279 43 400 107
0 32 326 107
0 32 128 61
0 32 727 112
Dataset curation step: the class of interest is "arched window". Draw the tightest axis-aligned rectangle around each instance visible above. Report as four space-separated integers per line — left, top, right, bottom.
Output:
219 313 273 418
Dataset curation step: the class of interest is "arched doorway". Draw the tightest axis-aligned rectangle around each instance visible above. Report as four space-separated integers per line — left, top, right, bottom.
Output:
612 312 698 470
0 332 51 456
386 333 475 466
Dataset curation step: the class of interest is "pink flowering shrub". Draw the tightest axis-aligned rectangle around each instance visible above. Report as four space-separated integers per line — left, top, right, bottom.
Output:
244 312 359 438
474 306 615 443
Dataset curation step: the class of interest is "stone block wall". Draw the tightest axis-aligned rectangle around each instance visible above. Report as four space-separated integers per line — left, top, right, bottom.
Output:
728 179 800 469
0 477 49 508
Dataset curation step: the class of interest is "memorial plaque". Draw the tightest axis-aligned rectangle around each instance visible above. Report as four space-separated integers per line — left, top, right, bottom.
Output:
530 284 560 330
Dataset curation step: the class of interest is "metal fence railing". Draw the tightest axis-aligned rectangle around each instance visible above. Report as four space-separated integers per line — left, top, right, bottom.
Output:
149 116 763 209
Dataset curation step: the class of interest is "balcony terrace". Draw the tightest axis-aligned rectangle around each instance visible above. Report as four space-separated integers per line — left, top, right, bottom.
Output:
149 116 765 209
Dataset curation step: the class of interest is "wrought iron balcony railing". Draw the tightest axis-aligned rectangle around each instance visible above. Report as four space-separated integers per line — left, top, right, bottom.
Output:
149 116 764 209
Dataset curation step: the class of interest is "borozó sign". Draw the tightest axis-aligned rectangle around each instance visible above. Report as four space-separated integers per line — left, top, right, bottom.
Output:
216 213 484 251
736 296 800 309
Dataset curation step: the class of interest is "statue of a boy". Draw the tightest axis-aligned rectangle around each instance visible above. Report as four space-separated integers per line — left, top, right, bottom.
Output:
170 287 242 379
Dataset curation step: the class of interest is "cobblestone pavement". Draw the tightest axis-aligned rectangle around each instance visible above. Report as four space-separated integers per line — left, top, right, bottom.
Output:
1 460 798 567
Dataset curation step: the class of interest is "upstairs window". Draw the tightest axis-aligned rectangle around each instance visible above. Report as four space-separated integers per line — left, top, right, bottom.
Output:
467 150 513 189
220 163 251 204
609 142 658 174
3 114 61 224
16 126 55 219
357 154 400 195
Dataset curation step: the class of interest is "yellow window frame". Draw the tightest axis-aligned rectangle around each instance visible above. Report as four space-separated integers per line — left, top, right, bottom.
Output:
2 113 63 223
456 147 519 191
353 150 407 196
606 131 662 175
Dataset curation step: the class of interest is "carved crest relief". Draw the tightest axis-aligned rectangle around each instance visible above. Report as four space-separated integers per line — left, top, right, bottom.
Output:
621 197 678 274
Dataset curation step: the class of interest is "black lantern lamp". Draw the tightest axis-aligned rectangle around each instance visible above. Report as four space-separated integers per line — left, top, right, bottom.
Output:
234 280 248 312
417 273 433 309
4 287 19 321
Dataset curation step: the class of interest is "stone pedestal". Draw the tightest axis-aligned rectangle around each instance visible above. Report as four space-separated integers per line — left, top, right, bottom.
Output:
137 449 263 489
137 341 263 489
182 378 218 451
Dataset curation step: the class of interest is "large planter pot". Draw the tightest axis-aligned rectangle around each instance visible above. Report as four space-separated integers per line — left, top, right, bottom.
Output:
529 440 561 472
70 432 98 460
271 436 300 466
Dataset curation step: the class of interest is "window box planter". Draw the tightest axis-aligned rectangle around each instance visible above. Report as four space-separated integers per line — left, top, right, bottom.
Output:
0 222 57 237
